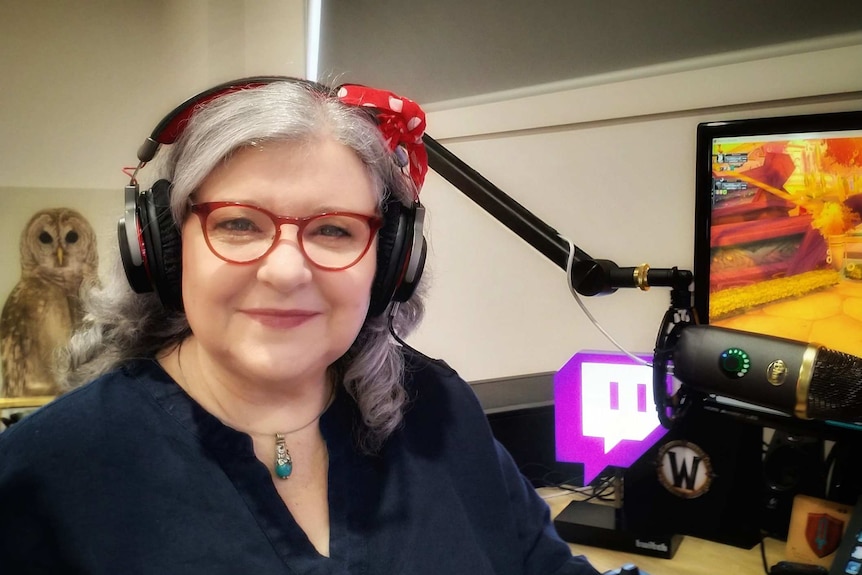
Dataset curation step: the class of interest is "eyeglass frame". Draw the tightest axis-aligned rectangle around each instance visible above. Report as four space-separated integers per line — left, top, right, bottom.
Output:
189 201 384 271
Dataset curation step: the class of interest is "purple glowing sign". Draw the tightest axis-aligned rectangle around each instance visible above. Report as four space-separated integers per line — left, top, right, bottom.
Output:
555 350 672 484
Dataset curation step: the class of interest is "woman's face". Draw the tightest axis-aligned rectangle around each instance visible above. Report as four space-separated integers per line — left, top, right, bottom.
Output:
181 138 379 387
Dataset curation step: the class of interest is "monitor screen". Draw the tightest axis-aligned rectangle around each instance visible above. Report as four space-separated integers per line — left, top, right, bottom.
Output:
693 110 862 356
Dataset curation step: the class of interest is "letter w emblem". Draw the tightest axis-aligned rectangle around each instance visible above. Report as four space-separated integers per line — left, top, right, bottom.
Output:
667 451 701 490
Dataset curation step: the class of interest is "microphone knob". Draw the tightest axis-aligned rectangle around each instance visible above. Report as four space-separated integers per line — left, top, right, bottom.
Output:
719 347 751 379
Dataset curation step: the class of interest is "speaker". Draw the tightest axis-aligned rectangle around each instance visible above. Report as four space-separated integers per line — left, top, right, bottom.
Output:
117 77 426 314
761 431 826 540
622 400 764 548
826 440 862 506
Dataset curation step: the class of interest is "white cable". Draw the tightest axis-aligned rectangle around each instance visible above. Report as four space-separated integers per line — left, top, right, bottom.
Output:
560 235 651 367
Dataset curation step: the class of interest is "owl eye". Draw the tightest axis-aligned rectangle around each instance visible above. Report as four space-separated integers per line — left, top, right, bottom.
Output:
38 231 53 244
65 231 79 244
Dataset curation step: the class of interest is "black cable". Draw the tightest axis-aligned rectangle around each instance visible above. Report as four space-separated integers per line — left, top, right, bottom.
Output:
386 303 421 355
760 532 771 575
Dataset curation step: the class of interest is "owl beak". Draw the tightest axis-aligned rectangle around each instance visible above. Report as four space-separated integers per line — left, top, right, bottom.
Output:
56 246 65 266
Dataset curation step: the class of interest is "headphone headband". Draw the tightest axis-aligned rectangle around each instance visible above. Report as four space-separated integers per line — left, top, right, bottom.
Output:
137 77 313 164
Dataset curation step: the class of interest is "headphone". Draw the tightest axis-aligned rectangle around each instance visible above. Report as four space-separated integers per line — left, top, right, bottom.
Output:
118 77 426 317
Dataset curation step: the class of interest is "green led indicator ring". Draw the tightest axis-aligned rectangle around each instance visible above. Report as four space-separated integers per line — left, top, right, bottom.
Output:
720 348 750 378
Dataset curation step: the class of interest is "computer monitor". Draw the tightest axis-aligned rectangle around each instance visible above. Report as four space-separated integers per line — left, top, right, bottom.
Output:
693 109 862 357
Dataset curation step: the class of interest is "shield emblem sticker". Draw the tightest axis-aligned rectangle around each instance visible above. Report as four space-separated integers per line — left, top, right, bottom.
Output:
805 513 845 558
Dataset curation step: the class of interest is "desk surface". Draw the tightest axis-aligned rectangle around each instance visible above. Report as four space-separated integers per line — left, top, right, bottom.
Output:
540 488 785 575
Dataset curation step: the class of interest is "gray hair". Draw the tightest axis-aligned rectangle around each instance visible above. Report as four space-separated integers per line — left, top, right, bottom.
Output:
58 79 425 452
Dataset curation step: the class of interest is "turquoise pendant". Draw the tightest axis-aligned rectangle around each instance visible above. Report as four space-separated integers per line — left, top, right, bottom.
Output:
274 434 293 479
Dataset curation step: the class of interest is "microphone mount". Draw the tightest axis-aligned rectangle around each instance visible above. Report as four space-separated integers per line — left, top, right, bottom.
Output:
423 134 695 428
423 135 693 297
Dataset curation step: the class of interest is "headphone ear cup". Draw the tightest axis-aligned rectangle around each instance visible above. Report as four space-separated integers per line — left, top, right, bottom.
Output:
118 202 152 294
369 199 425 317
369 200 406 317
140 180 184 310
392 235 425 304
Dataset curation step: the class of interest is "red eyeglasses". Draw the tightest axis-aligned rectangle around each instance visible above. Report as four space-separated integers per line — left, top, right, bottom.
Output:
190 202 383 270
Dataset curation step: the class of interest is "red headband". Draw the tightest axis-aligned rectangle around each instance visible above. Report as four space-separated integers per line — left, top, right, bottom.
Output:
337 84 428 195
129 79 429 195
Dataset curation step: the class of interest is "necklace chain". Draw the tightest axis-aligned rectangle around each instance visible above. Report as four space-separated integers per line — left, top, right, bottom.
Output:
174 342 334 480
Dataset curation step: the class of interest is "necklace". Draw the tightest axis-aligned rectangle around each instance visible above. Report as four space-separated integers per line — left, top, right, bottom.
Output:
174 343 335 480
269 396 333 479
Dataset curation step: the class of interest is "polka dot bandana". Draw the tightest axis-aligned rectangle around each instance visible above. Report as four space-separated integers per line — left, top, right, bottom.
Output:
337 84 428 196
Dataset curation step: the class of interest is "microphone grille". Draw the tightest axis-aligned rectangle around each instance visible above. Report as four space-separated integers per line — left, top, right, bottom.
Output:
807 347 862 423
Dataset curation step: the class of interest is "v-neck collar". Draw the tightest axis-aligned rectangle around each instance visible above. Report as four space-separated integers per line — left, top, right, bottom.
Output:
128 359 368 574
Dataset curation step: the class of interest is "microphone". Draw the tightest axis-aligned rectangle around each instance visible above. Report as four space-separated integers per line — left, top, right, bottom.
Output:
672 324 862 424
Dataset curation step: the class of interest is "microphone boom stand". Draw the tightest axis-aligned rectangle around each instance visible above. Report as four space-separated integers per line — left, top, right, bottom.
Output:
423 134 694 427
423 133 690 559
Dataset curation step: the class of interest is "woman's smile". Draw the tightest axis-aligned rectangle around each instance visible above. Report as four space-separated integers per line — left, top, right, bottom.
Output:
240 308 321 329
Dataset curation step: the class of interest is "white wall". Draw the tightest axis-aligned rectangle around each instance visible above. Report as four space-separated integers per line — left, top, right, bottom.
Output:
0 0 306 191
409 38 862 382
0 0 306 391
1 2 861 389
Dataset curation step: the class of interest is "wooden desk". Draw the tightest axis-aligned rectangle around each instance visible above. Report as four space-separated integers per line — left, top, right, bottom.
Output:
540 488 786 574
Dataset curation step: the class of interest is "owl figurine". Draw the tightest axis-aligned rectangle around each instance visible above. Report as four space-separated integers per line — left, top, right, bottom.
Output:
0 208 99 397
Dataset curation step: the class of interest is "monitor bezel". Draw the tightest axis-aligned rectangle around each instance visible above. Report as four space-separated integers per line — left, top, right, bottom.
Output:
692 109 862 325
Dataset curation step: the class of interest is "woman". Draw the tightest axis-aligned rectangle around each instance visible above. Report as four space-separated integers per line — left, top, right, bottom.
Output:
0 78 601 574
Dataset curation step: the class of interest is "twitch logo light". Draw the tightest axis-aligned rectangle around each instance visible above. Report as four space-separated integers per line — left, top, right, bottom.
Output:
555 350 672 484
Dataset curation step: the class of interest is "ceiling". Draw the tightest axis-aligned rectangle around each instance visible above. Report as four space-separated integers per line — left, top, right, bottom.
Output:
319 0 862 106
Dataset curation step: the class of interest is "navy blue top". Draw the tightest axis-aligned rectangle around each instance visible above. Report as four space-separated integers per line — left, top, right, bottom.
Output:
0 351 599 575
